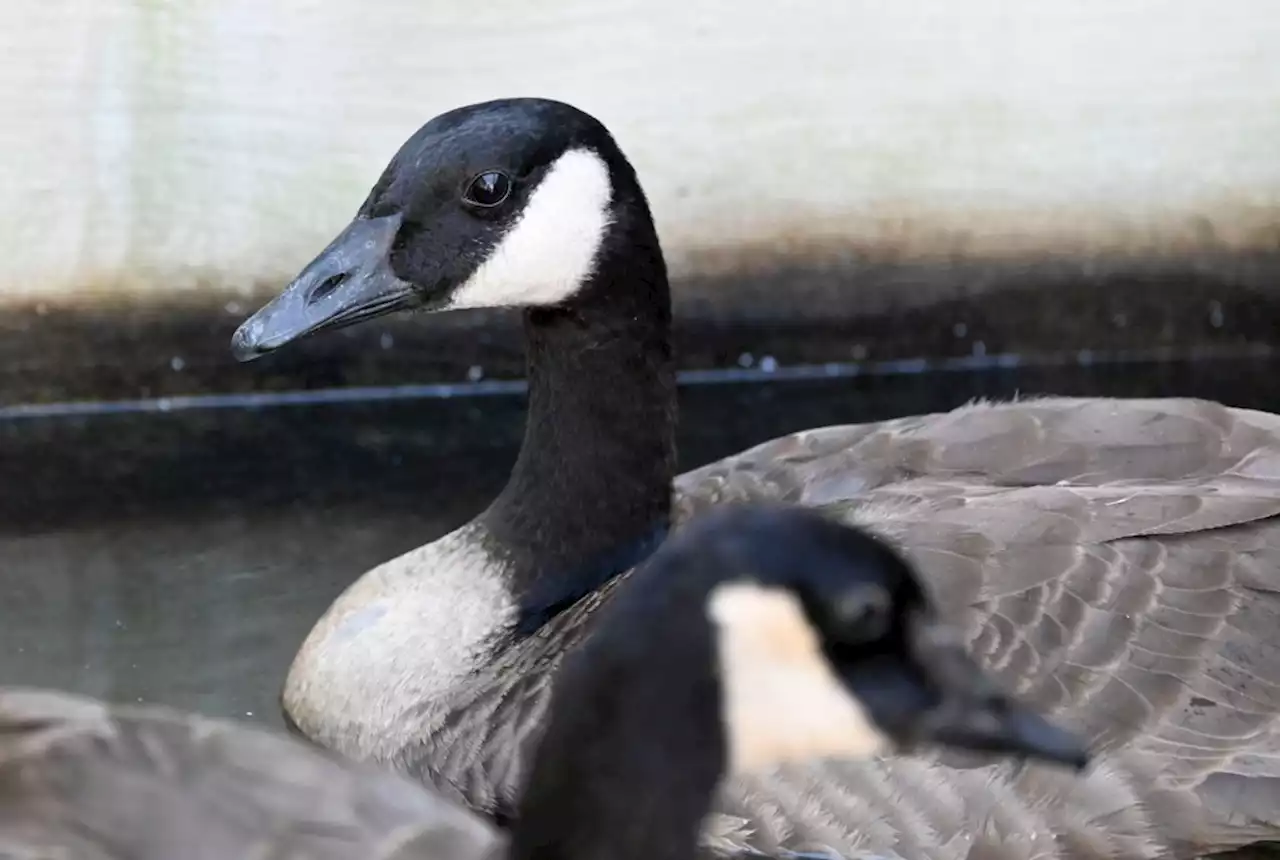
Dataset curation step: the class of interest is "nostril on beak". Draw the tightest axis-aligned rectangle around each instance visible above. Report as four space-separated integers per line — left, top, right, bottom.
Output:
309 272 347 304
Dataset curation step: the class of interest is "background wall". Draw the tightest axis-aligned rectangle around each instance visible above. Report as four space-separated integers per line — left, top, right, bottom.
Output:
3 0 1279 402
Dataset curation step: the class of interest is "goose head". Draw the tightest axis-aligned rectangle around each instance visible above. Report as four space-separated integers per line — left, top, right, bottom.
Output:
231 98 652 361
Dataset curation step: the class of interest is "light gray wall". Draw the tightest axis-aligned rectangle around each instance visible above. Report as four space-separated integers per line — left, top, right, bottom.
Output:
3 0 1279 301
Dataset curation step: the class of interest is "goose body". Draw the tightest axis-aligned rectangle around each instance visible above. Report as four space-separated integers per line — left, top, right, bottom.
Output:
232 99 1280 858
0 507 1087 860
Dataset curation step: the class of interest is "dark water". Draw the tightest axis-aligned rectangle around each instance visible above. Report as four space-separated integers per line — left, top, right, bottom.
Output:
4 354 1280 730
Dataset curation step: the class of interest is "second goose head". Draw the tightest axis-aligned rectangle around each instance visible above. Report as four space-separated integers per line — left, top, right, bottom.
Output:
499 502 1093 860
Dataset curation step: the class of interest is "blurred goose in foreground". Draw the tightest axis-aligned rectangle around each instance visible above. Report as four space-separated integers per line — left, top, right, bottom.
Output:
0 506 1086 860
232 98 1280 858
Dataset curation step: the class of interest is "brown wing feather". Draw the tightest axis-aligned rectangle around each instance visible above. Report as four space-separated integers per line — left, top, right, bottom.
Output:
0 688 500 860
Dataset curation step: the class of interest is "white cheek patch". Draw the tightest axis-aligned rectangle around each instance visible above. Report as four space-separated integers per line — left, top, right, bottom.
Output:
448 148 614 310
708 583 892 775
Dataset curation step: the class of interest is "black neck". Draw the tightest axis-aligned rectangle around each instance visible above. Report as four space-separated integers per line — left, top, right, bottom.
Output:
480 179 676 616
507 570 725 860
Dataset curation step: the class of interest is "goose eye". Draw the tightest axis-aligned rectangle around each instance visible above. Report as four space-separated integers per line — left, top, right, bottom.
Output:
463 171 512 208
829 586 893 645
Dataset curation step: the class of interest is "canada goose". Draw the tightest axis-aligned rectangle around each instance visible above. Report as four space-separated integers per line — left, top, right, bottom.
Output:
0 506 1088 860
231 98 1280 857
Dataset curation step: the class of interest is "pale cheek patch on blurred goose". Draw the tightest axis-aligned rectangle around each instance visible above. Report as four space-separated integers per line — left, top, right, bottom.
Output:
708 583 891 775
448 148 614 310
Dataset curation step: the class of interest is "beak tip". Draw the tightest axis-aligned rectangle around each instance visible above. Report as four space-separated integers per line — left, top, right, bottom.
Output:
1030 742 1091 774
1014 714 1093 773
1066 747 1093 773
230 322 268 363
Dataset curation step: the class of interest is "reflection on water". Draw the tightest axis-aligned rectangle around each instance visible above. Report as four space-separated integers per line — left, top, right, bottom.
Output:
4 355 1280 730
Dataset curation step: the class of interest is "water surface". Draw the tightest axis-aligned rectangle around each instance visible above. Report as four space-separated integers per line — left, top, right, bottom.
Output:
4 354 1279 729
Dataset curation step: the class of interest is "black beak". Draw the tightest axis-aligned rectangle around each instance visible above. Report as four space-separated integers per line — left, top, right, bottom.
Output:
230 214 417 362
844 614 1090 771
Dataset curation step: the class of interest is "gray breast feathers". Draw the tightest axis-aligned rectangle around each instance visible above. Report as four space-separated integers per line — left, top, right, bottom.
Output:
398 397 1280 859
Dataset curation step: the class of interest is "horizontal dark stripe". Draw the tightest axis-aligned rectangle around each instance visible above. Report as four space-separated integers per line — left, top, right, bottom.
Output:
2 342 1275 421
4 250 1279 406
